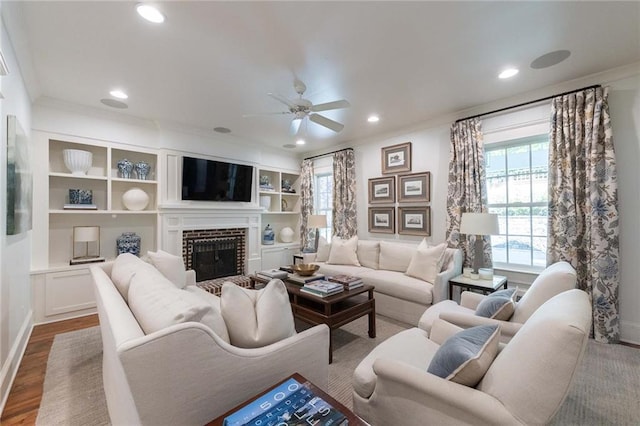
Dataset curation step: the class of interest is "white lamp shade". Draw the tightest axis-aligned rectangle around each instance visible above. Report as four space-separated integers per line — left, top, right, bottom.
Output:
74 226 100 242
459 213 499 235
307 215 327 228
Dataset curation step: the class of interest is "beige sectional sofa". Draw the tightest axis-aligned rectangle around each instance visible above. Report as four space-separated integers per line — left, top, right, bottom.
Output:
308 238 463 324
91 254 329 426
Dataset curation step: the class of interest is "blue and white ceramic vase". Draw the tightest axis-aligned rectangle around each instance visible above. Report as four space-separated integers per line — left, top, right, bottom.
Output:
117 232 141 256
134 161 151 180
262 224 275 245
117 158 134 179
69 189 93 204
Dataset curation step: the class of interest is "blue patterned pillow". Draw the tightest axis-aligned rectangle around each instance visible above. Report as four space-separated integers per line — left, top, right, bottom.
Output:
475 288 517 320
427 324 500 386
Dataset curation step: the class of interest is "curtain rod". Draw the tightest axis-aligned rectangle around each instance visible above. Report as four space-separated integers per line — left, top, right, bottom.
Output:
303 147 353 161
455 84 602 123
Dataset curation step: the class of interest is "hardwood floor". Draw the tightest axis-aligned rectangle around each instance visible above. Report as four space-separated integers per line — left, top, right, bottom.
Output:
1 315 99 425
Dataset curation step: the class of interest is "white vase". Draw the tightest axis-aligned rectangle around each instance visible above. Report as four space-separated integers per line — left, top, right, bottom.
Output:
259 195 271 211
122 187 150 211
279 227 294 243
63 149 93 176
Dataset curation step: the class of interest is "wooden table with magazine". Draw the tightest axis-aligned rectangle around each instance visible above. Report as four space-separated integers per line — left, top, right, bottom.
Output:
207 372 366 425
250 273 376 363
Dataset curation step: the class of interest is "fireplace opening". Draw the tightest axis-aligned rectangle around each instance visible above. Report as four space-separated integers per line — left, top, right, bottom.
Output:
183 228 246 282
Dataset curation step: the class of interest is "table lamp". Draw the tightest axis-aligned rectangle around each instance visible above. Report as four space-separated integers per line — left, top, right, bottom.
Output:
304 214 327 253
70 226 105 265
459 213 499 274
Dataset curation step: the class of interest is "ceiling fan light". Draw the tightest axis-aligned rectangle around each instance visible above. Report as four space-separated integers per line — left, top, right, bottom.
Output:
136 4 165 23
367 115 379 123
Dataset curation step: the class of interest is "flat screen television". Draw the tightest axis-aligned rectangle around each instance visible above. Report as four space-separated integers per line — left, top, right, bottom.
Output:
181 156 253 202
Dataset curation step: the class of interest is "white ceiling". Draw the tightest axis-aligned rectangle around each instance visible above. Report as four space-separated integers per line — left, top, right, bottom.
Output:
5 1 640 152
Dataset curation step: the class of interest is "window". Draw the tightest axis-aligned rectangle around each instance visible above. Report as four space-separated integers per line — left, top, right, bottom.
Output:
485 135 548 269
314 172 333 242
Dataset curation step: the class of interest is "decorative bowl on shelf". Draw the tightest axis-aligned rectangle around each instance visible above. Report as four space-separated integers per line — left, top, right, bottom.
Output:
291 263 320 276
63 149 93 176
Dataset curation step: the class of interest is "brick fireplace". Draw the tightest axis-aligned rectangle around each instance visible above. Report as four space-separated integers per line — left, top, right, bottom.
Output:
182 228 246 281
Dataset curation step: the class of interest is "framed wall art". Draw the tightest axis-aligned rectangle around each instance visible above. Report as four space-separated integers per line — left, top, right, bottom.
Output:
381 142 411 174
368 176 395 204
398 206 431 236
368 207 395 234
6 115 32 235
398 172 430 203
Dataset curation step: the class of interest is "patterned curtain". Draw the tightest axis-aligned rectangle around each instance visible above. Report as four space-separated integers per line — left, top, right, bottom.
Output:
548 86 619 343
299 159 314 249
332 150 357 238
445 118 492 268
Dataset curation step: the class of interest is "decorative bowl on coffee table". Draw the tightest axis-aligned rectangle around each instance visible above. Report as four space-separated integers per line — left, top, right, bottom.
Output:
291 263 320 276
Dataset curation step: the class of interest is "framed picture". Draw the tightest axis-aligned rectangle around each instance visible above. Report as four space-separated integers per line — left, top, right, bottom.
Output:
368 176 395 204
6 115 32 235
368 207 395 234
398 172 430 203
381 142 412 174
398 206 431 236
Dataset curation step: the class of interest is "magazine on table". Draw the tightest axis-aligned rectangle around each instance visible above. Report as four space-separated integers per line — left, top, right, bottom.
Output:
258 269 289 279
223 377 348 426
327 275 363 286
304 280 344 294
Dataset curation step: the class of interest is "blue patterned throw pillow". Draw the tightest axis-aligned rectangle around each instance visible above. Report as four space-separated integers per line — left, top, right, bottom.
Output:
427 324 500 386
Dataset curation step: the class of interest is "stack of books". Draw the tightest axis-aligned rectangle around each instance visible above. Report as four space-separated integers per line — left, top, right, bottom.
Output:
287 273 325 285
327 274 364 290
223 377 347 426
63 204 98 210
301 280 344 298
257 269 289 280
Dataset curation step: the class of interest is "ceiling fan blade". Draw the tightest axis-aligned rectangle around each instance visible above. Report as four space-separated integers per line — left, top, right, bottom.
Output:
311 99 350 112
242 111 290 118
309 113 344 132
268 92 295 109
290 117 303 135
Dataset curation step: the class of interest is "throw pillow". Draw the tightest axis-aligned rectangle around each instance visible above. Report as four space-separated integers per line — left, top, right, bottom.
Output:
357 240 380 269
111 253 162 301
128 273 230 343
147 249 187 289
183 286 231 343
475 288 517 321
220 279 296 348
427 324 500 387
405 242 447 284
378 241 418 272
327 236 360 266
315 236 331 262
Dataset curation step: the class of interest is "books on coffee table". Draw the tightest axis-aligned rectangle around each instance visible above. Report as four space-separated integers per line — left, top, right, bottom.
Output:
257 269 289 280
223 377 347 426
327 274 364 289
287 273 325 285
300 280 344 297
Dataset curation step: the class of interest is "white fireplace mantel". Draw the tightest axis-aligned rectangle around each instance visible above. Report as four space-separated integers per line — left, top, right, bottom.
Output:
158 205 263 274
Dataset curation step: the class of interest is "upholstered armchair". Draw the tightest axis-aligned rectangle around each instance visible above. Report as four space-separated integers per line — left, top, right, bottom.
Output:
352 289 591 426
418 261 577 342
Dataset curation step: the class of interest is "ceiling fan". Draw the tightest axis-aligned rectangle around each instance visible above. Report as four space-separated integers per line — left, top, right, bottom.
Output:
244 79 350 134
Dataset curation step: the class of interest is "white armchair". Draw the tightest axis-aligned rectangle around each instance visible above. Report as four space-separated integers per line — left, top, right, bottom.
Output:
418 261 577 342
352 289 591 426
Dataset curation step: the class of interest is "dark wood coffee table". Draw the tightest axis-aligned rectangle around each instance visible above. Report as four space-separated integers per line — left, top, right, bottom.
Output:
250 275 376 363
207 373 367 425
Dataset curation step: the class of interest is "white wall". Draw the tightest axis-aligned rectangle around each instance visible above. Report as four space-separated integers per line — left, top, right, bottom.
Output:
343 64 640 344
0 16 33 414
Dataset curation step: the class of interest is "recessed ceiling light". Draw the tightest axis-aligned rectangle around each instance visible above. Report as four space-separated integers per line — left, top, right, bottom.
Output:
100 98 128 109
213 127 231 134
367 115 380 123
530 50 571 69
296 139 306 145
136 4 165 23
498 68 519 79
109 89 128 100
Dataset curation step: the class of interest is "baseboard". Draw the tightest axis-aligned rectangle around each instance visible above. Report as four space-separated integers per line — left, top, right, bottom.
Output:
620 320 640 345
0 310 34 417
32 310 97 327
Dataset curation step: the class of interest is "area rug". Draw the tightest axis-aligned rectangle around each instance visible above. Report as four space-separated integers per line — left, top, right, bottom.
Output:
37 317 640 425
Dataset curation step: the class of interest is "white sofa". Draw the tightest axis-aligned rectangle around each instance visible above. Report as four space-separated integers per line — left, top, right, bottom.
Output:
91 256 330 426
308 238 462 324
